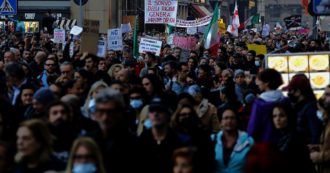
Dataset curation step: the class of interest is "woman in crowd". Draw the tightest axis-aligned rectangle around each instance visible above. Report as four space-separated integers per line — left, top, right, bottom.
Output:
247 69 290 142
15 119 65 173
171 104 214 173
310 97 330 173
66 137 106 173
272 104 316 173
15 84 36 121
82 81 108 118
213 108 254 173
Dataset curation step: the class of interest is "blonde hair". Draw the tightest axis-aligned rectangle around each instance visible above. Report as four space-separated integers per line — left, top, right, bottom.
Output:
66 137 106 173
15 119 53 164
83 80 108 113
107 64 124 79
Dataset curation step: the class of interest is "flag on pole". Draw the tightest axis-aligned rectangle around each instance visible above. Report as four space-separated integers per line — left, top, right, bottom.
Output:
301 0 309 15
204 3 220 54
133 16 139 58
227 1 240 37
244 14 260 28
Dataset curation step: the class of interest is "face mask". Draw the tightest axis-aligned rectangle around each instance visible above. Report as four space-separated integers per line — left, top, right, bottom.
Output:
255 61 260 67
288 92 298 103
72 163 97 173
130 99 143 109
316 110 324 121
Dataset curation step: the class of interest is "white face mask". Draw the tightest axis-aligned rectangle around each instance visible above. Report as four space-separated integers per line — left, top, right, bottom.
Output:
316 110 324 122
255 61 260 67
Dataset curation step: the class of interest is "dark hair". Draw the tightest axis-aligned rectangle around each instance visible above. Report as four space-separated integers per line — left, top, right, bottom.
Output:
198 64 211 75
164 61 178 70
272 103 296 130
5 62 25 80
177 93 196 106
129 86 146 97
257 69 283 90
62 80 77 93
219 108 239 121
46 101 71 118
178 62 188 71
85 54 99 64
146 52 156 60
142 74 164 95
220 84 238 103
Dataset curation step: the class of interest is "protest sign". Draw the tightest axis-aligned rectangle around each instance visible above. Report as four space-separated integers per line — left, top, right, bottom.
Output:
173 36 197 50
70 26 83 35
53 29 66 43
247 44 267 55
121 23 132 33
139 37 162 56
144 0 178 25
108 28 123 51
172 15 212 28
81 20 100 54
97 40 106 57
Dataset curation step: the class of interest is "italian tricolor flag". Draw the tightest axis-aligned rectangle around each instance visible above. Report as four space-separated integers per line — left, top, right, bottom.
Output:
204 3 220 55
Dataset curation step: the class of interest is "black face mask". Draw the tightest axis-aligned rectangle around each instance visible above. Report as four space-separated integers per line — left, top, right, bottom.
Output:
288 92 299 103
178 116 198 130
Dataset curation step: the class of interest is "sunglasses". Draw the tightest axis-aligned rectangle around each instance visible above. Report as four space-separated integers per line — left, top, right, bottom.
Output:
73 154 94 160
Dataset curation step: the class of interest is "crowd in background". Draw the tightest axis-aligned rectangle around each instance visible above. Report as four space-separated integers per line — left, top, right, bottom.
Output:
0 26 329 173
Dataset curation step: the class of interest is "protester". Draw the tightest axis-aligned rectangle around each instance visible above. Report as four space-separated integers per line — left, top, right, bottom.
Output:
213 108 254 173
65 137 106 173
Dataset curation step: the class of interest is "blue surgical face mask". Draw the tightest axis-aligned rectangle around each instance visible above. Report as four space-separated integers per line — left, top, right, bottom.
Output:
130 99 144 109
255 61 260 67
72 163 97 173
317 110 324 122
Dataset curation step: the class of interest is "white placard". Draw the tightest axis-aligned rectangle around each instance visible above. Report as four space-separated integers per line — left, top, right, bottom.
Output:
144 0 178 25
107 28 123 51
139 37 162 56
121 23 132 33
70 26 83 35
97 40 106 57
53 29 66 43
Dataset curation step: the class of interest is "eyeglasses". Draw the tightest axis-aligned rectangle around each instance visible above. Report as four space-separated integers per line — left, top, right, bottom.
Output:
46 64 55 66
95 108 121 115
73 154 94 160
61 71 71 74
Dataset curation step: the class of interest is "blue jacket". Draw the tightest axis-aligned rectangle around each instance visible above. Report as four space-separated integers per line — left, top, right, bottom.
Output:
213 131 254 173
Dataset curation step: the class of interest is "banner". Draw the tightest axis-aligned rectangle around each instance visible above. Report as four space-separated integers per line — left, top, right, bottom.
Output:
173 36 197 50
187 27 197 35
144 0 178 25
53 29 66 43
171 15 213 28
108 28 123 51
139 37 162 56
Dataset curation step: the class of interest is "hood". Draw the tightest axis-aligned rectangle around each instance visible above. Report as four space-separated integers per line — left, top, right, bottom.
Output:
259 90 285 102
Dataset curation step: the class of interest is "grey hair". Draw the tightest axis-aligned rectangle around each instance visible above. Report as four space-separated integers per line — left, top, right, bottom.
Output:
95 88 125 108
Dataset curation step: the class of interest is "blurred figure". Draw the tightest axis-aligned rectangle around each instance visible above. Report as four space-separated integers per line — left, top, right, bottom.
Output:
272 104 316 173
15 119 65 172
286 74 322 144
172 147 202 173
213 108 254 173
309 88 330 173
65 137 106 173
247 69 290 142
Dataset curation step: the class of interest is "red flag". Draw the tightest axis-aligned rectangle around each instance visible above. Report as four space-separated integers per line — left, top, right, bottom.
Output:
301 0 309 14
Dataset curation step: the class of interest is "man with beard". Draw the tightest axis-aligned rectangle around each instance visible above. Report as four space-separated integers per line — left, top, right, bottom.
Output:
38 58 58 87
285 74 323 144
47 101 77 162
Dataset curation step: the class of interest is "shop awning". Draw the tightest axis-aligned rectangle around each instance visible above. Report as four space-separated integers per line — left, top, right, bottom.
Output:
192 4 212 17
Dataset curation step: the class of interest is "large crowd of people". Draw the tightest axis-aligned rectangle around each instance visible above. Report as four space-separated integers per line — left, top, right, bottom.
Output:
0 26 329 173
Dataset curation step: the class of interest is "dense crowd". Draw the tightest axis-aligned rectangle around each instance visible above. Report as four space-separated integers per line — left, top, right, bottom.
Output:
0 28 329 173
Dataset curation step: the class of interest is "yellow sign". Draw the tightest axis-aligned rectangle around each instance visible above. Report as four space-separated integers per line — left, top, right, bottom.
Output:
247 44 267 55
218 19 226 35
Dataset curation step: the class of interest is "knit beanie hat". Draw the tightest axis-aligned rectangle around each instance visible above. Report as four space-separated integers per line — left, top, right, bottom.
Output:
33 88 55 105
